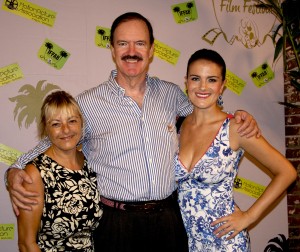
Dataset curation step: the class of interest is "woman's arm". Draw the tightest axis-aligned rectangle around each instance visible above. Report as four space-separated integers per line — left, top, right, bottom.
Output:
212 120 297 239
17 164 44 252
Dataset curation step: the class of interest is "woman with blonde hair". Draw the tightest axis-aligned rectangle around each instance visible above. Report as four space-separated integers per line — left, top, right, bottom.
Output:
17 90 102 252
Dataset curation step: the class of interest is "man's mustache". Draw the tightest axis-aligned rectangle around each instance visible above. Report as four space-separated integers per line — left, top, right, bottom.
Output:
121 55 143 61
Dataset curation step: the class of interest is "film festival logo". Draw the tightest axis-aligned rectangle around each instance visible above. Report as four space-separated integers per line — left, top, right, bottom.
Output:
38 39 70 70
250 63 274 88
171 1 198 24
95 26 111 49
203 0 276 48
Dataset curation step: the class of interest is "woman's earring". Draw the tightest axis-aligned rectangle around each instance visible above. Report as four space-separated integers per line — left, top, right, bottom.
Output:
217 95 224 107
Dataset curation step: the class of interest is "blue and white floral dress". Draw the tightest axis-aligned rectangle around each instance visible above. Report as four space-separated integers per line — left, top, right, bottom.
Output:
175 116 250 252
30 153 103 252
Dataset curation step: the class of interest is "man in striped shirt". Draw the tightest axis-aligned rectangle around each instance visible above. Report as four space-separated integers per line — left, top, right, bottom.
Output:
6 12 260 252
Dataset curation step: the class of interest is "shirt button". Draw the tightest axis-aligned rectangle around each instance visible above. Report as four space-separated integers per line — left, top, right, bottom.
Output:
149 158 152 164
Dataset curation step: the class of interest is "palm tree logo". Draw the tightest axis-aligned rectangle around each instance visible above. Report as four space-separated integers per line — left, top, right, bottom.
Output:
264 234 288 252
59 50 68 60
186 2 194 19
52 50 68 68
9 80 60 129
97 29 106 46
172 6 181 17
43 42 53 59
51 50 68 68
95 27 110 49
251 72 257 78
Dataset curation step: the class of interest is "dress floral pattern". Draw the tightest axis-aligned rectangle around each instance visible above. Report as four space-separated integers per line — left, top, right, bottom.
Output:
30 154 102 252
175 116 250 252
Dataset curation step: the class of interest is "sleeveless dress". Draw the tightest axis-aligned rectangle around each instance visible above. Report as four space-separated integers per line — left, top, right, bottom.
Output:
175 116 250 252
30 153 103 252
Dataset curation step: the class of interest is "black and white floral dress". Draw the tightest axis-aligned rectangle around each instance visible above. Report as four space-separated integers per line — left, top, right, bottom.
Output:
30 153 102 252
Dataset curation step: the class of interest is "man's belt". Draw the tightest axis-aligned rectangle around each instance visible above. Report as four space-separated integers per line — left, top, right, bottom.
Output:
100 191 177 212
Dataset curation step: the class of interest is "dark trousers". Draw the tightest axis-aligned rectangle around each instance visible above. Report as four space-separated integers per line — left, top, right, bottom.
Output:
93 196 188 252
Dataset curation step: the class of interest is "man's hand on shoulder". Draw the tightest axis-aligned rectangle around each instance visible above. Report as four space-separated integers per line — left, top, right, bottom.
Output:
6 168 39 216
233 110 261 138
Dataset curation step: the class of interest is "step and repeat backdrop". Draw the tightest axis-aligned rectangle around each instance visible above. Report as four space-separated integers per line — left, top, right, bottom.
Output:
0 0 288 251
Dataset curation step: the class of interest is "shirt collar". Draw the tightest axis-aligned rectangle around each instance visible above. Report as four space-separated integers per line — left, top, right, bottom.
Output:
108 70 150 97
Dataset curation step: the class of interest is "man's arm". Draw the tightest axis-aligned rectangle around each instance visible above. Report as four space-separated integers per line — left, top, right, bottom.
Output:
175 86 261 138
5 137 51 216
176 111 261 137
233 110 261 138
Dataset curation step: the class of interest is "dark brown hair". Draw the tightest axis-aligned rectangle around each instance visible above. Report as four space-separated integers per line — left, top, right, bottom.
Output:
110 12 154 46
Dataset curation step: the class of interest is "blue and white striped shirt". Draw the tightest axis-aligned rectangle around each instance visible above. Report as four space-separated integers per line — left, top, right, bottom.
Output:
12 70 193 201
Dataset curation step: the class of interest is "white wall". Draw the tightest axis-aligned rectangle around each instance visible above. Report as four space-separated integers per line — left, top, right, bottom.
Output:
0 1 287 251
